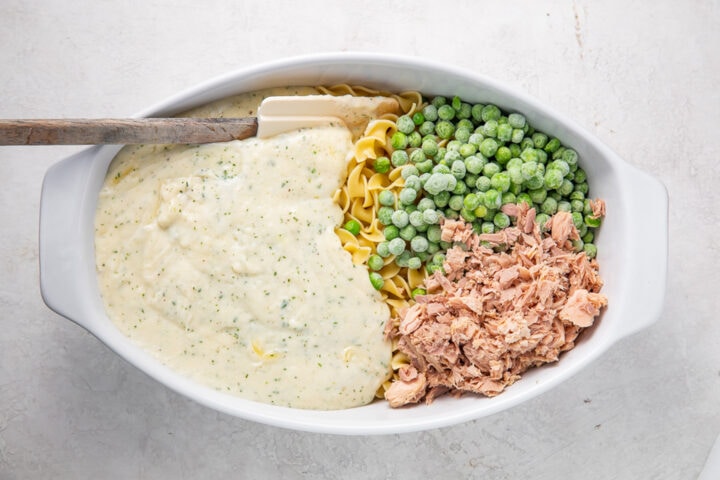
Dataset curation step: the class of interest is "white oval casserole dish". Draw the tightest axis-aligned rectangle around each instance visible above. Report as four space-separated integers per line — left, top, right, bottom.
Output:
39 52 668 435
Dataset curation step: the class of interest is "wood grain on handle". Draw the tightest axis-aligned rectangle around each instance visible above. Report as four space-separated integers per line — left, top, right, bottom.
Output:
0 118 259 145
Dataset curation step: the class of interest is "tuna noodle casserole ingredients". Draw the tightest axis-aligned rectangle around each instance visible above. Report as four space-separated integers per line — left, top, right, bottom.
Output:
384 202 607 407
94 88 391 410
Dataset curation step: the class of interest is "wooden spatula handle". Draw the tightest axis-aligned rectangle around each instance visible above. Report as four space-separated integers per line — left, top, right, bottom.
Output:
0 118 258 145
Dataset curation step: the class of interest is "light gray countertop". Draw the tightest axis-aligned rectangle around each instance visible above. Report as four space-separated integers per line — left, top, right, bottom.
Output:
1 1 718 478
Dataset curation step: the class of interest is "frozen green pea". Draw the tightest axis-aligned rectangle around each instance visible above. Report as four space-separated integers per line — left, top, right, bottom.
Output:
479 138 499 158
574 168 587 183
495 146 512 164
409 210 424 228
416 197 434 212
494 212 511 229
448 195 464 211
511 128 525 143
396 115 416 134
401 165 420 179
544 137 561 153
444 150 462 164
416 159 433 173
391 131 408 150
482 120 498 138
481 222 495 234
476 175 491 192
562 149 578 166
431 96 447 108
391 150 409 167
529 188 547 204
570 190 585 201
548 159 570 177
445 174 458 192
422 139 439 157
531 132 548 149
459 143 477 158
377 206 394 225
571 212 584 229
508 113 526 129
525 172 544 190
468 132 484 146
344 219 361 235
391 210 409 228
463 193 481 211
427 225 442 243
410 235 429 253
582 231 594 243
369 272 384 290
407 256 422 270
481 104 502 122
517 192 533 206
373 156 391 174
408 131 422 148
388 237 406 256
399 187 418 205
412 112 425 125
383 224 400 241
376 241 391 257
520 148 539 163
422 209 440 224
544 169 564 190
422 104 438 122
575 182 589 194
404 175 422 191
483 189 502 209
418 121 435 136
452 179 467 195
585 215 602 228
497 123 513 143
378 190 395 207
409 149 426 165
411 288 427 298
490 172 511 193
464 155 485 174
454 127 471 144
583 243 597 259
395 250 412 267
399 225 417 241
482 161 501 178
436 120 456 140
473 204 488 218
433 191 451 208
557 200 572 212
508 165 524 185
557 179 574 196
426 242 439 255
535 213 550 231
367 254 384 271
438 104 456 121
540 196 558 215
471 104 485 122
460 207 476 222
423 172 449 195
451 160 466 179
501 192 516 205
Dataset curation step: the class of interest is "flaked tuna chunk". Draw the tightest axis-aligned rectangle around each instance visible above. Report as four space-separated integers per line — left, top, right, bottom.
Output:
549 211 579 246
589 198 606 219
384 365 428 408
385 207 608 407
559 289 608 327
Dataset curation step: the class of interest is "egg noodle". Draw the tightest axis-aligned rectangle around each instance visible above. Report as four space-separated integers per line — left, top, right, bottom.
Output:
317 85 435 396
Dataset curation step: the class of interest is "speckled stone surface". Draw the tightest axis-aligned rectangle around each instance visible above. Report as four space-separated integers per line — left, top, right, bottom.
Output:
1 1 718 478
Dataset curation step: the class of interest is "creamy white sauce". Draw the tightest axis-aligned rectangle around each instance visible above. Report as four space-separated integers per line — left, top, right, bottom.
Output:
94 88 392 410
